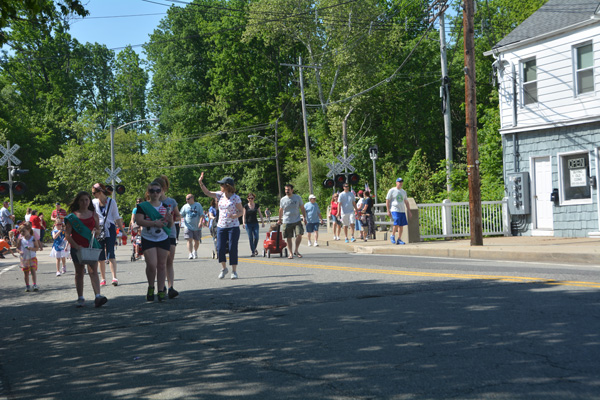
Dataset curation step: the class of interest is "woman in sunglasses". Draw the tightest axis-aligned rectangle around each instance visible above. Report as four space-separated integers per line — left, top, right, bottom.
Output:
135 181 173 302
242 192 264 257
198 172 243 279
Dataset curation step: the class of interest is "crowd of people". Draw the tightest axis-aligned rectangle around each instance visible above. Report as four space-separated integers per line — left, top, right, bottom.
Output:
1 173 412 308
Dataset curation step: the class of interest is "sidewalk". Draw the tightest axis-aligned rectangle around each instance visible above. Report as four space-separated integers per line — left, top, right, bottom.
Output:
315 229 600 266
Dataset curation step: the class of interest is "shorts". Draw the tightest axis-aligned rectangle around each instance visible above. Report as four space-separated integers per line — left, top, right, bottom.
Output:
341 213 355 227
282 221 304 239
169 237 177 246
330 215 342 226
392 212 408 226
306 222 320 233
20 257 38 272
141 237 171 252
184 229 202 241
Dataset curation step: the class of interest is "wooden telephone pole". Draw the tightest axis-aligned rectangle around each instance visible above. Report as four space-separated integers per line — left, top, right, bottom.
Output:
463 0 483 246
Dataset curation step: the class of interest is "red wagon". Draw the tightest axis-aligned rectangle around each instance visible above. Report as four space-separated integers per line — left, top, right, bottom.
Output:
262 225 288 258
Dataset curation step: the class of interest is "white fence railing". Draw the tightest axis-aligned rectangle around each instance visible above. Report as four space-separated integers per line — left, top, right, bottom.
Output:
372 198 510 239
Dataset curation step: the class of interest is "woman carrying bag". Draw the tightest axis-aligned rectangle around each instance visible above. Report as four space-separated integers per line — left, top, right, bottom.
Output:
65 191 107 308
92 183 125 287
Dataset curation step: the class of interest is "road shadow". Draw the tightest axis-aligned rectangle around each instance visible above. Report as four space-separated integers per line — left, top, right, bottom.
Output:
1 277 600 399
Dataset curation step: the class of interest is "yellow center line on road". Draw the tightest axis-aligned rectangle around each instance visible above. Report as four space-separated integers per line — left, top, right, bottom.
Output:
242 259 600 289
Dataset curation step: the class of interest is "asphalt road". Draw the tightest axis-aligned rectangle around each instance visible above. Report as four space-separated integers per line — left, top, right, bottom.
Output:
1 232 600 400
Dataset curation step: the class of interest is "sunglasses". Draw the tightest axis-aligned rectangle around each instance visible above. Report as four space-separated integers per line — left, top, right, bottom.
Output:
148 188 161 194
186 197 193 200
247 197 254 200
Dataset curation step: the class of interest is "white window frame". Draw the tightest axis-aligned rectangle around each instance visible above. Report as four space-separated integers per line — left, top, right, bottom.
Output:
573 42 595 97
520 57 538 107
558 150 593 206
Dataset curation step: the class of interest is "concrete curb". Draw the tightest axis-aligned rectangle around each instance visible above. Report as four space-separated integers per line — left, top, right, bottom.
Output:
323 240 600 266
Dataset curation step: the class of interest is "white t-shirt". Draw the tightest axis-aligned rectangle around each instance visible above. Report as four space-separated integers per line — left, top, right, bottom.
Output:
338 191 356 215
136 202 169 242
386 188 408 213
216 192 241 229
93 197 121 238
280 194 303 224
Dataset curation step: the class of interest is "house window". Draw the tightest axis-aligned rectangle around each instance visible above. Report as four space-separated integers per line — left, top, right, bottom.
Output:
559 152 591 203
522 58 537 105
575 43 594 95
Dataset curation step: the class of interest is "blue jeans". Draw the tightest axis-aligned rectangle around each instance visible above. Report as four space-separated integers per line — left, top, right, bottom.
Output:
217 226 240 265
245 222 259 253
99 224 116 261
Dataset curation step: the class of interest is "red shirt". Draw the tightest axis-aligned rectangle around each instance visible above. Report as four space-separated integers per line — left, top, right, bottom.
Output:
52 209 67 220
330 201 339 217
70 215 96 247
30 215 42 229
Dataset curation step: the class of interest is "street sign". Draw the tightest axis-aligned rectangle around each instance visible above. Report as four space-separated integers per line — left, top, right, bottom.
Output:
105 167 122 184
0 144 21 166
336 154 355 173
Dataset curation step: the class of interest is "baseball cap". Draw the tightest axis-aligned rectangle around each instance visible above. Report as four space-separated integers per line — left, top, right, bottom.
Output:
308 194 316 200
217 177 235 186
396 178 403 182
358 190 364 195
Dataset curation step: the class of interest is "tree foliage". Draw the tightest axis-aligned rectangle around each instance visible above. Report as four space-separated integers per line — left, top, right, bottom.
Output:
0 0 548 213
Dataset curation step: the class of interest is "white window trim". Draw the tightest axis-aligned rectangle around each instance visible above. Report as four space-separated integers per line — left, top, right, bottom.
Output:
572 41 595 97
557 150 593 206
520 57 538 108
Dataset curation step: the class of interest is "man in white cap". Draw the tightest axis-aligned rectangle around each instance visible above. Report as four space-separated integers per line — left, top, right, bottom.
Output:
304 194 323 247
386 178 411 245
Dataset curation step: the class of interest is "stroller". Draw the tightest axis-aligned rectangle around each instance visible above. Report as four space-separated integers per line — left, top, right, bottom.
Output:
130 225 143 262
262 224 288 258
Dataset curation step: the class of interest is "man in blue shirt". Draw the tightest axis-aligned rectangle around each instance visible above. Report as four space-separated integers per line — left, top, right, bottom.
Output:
304 194 323 247
180 194 205 259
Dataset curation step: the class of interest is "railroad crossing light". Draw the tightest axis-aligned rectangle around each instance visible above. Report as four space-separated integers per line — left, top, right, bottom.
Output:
12 181 27 195
10 168 29 178
116 185 126 195
323 179 335 189
334 174 346 187
0 182 9 196
348 173 360 186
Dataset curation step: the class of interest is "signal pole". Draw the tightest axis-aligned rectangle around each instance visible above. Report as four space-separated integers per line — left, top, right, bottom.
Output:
439 7 453 192
463 0 483 245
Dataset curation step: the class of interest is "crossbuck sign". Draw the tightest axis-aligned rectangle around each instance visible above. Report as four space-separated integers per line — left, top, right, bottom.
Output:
105 167 122 184
0 144 21 166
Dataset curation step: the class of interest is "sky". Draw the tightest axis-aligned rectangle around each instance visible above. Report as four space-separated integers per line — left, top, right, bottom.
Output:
67 0 174 56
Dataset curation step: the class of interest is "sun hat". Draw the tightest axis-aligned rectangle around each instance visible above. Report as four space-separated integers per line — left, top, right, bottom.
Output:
308 194 316 200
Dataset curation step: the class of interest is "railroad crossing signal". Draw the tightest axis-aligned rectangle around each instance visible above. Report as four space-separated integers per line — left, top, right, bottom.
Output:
326 162 344 178
0 143 21 166
336 154 355 173
105 167 122 184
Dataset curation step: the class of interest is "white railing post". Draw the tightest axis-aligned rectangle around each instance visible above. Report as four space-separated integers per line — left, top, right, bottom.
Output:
442 199 452 237
502 197 511 236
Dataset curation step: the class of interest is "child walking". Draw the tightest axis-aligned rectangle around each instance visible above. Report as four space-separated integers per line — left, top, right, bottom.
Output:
17 224 42 292
50 221 68 276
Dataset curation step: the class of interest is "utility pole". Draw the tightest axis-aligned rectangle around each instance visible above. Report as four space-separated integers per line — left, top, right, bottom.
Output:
342 107 353 183
274 120 282 199
281 58 321 195
439 7 453 193
463 0 483 246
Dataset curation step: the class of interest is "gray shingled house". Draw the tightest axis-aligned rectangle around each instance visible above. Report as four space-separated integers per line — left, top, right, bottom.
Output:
484 0 600 237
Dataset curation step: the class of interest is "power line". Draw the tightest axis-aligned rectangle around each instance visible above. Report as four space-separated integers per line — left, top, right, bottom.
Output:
159 155 276 169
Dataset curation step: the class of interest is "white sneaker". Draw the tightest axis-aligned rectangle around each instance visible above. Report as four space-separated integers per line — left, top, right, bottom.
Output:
193 251 198 259
314 242 319 247
231 272 238 280
218 268 228 279
307 241 312 247
188 253 193 259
